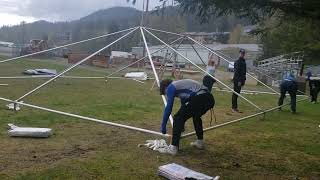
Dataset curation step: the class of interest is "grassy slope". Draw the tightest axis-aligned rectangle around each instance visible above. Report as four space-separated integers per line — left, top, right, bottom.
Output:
0 58 318 179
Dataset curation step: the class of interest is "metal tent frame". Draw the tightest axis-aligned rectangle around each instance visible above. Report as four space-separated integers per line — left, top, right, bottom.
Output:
0 26 307 138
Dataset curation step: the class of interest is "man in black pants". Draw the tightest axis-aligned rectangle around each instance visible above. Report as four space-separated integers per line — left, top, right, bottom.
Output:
309 77 320 103
158 79 215 155
232 49 247 113
307 70 320 103
278 72 298 113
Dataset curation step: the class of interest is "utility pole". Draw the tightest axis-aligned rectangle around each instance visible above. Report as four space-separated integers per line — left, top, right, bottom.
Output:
21 21 26 45
145 0 149 25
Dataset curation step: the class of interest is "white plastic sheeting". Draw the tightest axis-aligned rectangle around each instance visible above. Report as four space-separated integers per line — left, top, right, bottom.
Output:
158 163 220 180
124 72 148 81
8 124 52 138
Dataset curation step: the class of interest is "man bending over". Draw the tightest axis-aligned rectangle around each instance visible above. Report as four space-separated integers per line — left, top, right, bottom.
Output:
159 79 215 155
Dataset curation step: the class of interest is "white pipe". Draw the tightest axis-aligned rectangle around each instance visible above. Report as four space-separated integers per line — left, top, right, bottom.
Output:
140 27 174 126
0 76 103 79
181 97 308 138
0 76 155 81
187 37 280 95
132 79 145 84
212 87 306 96
151 37 185 90
0 84 8 86
15 27 138 102
0 96 170 137
61 76 105 79
213 87 306 97
143 27 263 111
145 27 183 37
0 27 136 64
105 36 184 78
145 27 280 95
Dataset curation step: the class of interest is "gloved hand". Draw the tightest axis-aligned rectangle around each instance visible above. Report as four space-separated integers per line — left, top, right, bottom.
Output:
161 126 167 134
237 81 242 87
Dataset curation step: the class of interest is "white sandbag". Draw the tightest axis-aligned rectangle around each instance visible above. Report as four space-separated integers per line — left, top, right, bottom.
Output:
23 69 57 75
124 72 148 81
8 124 52 138
6 101 23 111
158 163 220 180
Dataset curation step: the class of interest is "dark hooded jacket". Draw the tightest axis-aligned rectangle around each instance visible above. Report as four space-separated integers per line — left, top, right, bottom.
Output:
233 57 246 83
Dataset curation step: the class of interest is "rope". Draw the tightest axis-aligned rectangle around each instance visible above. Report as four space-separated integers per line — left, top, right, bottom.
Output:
209 108 217 126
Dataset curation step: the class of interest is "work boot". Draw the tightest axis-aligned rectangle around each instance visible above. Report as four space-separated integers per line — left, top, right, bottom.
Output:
190 140 205 149
158 145 178 155
232 108 242 113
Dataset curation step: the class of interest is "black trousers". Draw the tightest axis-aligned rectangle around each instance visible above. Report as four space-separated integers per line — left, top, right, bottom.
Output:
278 80 298 112
171 93 215 147
309 80 320 102
232 81 242 109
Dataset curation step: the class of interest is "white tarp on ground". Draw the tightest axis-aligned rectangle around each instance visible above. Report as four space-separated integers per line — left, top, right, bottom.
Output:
158 163 220 180
8 124 52 138
125 72 148 80
23 69 57 75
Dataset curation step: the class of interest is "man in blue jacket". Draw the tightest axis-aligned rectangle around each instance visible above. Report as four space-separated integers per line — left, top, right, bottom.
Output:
158 79 215 155
278 71 298 113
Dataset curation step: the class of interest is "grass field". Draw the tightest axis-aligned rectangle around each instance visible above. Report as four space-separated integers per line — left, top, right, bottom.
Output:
0 57 319 179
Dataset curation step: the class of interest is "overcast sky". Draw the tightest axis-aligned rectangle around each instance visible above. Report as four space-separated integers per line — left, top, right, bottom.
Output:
0 0 164 26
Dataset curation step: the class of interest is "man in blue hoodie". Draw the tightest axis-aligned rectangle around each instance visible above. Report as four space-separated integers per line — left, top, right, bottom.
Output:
158 79 215 155
278 71 298 113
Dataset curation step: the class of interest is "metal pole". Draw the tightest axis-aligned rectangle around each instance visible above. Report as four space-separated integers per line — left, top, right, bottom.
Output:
140 27 174 126
212 87 306 96
0 96 170 137
15 27 138 102
143 27 263 111
145 27 183 37
0 27 136 64
190 44 206 66
188 37 280 95
0 75 154 80
151 37 185 90
181 97 308 138
105 36 184 79
145 27 280 95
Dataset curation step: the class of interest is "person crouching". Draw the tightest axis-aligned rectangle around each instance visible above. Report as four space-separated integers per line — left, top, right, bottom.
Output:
159 79 215 155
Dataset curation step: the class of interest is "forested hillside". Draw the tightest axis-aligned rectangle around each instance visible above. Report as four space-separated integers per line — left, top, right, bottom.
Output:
0 6 250 52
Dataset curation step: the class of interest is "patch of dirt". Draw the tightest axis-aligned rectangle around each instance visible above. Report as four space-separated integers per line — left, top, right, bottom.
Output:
0 144 96 173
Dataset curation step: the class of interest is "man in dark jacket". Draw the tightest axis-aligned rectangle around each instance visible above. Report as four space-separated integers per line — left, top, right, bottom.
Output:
307 71 320 104
232 49 247 112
